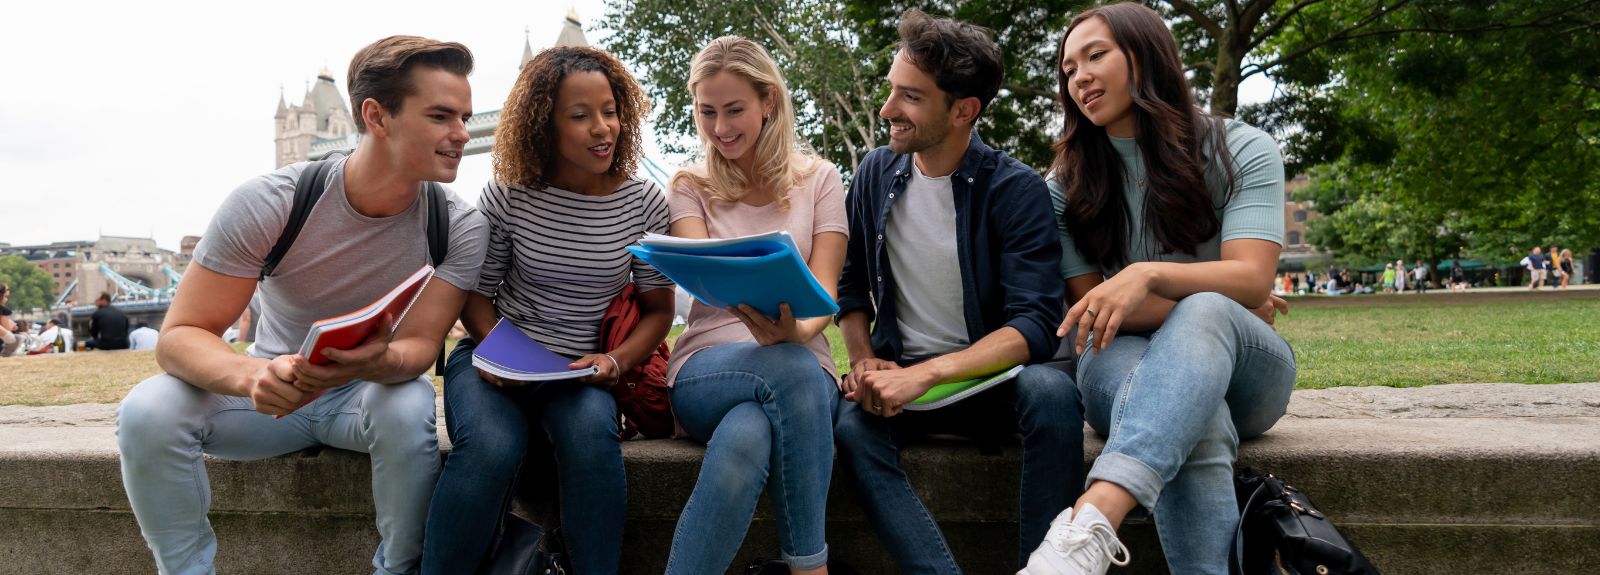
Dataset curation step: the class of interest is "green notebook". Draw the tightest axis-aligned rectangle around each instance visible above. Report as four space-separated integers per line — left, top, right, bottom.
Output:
904 365 1025 411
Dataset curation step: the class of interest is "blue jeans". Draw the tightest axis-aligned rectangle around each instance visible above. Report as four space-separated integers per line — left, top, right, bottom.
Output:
423 339 625 575
1078 292 1297 575
117 372 439 575
666 343 839 574
833 363 1083 573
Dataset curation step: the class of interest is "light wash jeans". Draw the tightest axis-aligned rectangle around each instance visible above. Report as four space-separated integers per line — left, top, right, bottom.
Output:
423 339 626 575
833 363 1083 573
666 343 839 574
1077 292 1296 574
117 372 440 575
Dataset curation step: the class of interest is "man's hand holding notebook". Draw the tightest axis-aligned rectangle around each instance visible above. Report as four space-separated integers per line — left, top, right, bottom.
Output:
259 264 434 417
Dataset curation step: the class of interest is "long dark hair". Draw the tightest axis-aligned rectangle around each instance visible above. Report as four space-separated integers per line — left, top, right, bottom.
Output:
1051 3 1234 270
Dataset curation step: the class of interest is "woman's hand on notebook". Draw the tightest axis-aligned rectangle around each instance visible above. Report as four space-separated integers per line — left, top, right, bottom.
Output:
479 369 513 386
729 303 804 346
570 354 622 387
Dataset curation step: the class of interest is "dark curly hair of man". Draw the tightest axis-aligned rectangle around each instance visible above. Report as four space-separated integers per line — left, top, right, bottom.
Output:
492 46 649 189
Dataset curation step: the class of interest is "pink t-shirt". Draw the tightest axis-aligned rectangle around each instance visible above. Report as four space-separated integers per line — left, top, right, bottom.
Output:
665 159 850 386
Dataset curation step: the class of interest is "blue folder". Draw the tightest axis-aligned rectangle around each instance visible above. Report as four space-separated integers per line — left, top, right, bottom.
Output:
628 234 839 319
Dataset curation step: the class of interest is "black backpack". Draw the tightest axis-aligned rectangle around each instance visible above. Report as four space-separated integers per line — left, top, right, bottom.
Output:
259 151 451 376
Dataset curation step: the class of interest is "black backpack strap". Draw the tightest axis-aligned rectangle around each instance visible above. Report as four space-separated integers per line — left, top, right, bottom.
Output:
424 182 450 267
424 182 452 377
260 159 336 280
260 150 348 280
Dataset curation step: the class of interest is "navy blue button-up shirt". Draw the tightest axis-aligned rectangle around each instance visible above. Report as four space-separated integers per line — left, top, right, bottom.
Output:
837 132 1065 365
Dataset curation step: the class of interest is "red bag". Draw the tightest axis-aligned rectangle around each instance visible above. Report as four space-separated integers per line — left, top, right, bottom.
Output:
599 283 674 439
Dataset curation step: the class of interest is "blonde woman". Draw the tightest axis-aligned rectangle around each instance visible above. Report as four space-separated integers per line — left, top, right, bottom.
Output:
663 37 846 575
1559 248 1575 288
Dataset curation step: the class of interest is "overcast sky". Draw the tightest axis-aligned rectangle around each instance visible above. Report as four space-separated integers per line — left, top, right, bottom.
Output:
1 0 1275 252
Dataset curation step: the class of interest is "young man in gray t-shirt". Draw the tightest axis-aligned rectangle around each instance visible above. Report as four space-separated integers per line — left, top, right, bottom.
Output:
117 36 488 575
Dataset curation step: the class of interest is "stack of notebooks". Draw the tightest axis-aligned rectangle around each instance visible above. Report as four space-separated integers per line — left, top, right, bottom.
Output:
627 231 839 318
471 319 598 381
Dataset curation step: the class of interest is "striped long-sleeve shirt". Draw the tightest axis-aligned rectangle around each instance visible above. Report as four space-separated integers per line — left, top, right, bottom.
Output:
475 177 673 357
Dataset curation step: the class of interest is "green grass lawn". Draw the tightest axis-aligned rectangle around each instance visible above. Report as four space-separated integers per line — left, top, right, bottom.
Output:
2 292 1594 406
1274 297 1599 388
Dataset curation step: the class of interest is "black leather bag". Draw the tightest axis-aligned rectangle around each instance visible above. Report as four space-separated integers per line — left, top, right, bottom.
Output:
1233 469 1380 575
479 512 567 575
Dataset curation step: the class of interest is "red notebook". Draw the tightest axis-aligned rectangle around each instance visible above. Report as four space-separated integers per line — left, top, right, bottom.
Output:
296 264 435 365
278 264 434 417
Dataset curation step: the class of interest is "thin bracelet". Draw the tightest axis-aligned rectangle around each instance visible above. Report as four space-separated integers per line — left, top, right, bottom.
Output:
602 353 621 378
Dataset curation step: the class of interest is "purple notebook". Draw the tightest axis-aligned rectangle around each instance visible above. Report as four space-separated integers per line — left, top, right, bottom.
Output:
470 319 598 381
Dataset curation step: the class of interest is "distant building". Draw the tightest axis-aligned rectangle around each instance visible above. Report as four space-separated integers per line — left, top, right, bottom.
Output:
274 9 593 167
177 235 201 273
274 67 357 169
1279 175 1320 270
0 236 181 307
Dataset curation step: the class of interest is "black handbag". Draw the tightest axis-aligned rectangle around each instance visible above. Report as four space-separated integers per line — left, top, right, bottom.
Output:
1233 469 1380 575
479 512 568 575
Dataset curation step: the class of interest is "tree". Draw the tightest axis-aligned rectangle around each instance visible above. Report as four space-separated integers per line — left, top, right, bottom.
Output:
601 0 1082 173
1140 0 1596 117
1271 0 1600 263
0 256 56 311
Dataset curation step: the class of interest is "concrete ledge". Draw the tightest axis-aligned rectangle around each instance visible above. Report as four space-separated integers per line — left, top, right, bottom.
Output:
3 384 1599 574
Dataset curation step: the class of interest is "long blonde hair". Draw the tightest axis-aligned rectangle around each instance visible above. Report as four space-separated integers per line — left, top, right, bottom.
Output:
672 36 816 210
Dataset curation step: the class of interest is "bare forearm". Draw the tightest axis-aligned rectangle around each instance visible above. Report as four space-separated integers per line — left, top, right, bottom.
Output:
838 312 876 365
363 338 438 384
919 327 1029 385
793 316 832 345
1117 295 1178 332
1141 261 1272 309
462 292 498 343
607 292 673 371
157 326 265 396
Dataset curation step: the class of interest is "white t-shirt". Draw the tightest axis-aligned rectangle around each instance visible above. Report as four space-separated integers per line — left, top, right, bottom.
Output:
885 164 970 359
129 327 160 351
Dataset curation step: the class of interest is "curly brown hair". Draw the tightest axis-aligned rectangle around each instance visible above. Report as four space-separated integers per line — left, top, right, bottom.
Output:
493 46 648 189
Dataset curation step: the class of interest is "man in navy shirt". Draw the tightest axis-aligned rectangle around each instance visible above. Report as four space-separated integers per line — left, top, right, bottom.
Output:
1525 247 1548 289
833 9 1083 572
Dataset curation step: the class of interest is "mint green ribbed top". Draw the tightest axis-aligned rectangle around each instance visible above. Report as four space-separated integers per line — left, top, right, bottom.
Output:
1048 118 1286 279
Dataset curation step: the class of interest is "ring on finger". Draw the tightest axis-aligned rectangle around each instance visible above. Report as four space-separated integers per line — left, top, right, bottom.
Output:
1085 308 1099 317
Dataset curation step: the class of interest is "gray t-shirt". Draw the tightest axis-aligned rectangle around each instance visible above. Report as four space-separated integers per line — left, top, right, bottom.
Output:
194 156 489 359
886 164 971 359
1050 119 1285 280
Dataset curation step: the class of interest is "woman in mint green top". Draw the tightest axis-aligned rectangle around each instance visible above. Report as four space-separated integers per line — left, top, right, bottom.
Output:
1019 4 1297 575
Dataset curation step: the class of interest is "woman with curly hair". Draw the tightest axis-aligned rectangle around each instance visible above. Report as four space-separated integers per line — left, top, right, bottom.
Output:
662 36 846 575
422 45 676 575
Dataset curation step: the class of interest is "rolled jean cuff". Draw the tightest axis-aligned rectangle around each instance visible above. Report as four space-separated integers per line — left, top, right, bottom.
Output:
1086 452 1165 510
783 544 829 570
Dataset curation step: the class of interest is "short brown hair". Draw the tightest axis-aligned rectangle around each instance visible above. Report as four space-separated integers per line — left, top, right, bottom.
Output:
493 46 648 189
347 35 474 133
897 9 1004 114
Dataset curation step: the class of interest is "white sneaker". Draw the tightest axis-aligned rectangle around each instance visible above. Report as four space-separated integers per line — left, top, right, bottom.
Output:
1018 503 1130 575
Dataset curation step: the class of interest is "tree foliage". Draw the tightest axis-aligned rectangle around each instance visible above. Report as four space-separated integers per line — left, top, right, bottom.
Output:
1261 0 1600 263
600 0 1084 173
0 256 56 311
